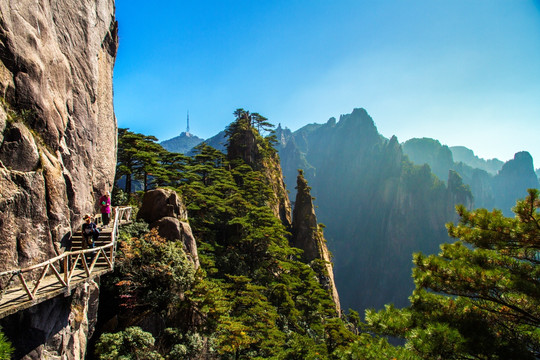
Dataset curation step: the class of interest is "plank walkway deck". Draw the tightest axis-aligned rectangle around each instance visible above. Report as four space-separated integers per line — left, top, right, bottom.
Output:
0 267 110 318
0 207 132 319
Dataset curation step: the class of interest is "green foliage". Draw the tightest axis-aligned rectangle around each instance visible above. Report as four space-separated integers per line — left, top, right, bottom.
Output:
366 189 540 359
333 334 420 360
95 326 163 360
161 328 205 359
116 128 171 193
117 220 149 242
110 110 362 358
0 327 14 360
111 187 129 206
114 229 196 315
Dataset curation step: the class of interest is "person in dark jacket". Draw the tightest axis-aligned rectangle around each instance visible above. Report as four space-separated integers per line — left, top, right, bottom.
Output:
82 214 99 263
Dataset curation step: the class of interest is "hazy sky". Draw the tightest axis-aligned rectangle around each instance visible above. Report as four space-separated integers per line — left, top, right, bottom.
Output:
114 1 540 166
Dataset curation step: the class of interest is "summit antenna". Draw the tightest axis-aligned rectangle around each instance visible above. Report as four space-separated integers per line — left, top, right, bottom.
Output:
186 111 190 135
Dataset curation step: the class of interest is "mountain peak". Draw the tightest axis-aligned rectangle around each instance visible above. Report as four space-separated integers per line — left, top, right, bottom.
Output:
338 108 376 130
160 132 204 154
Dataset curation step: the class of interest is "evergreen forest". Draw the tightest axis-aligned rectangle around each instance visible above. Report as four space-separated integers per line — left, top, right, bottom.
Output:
77 110 539 359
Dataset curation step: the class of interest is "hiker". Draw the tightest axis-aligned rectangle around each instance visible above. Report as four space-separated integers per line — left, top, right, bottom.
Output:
99 191 112 227
82 214 99 263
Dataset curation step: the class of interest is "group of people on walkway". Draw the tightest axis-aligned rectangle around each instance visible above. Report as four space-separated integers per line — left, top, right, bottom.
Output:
81 191 111 252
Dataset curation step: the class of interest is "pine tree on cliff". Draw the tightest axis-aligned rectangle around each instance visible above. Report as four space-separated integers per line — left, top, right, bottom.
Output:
226 108 278 168
366 188 540 359
116 128 168 192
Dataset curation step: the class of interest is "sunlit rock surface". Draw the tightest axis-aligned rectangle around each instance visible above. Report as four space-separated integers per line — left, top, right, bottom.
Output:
0 0 118 358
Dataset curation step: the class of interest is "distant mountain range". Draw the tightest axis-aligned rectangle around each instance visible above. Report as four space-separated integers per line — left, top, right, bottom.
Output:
402 138 539 216
160 131 227 155
449 145 504 174
160 132 204 154
160 109 540 313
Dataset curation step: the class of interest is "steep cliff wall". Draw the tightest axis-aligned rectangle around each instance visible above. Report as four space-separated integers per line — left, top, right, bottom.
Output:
227 119 292 227
0 0 118 358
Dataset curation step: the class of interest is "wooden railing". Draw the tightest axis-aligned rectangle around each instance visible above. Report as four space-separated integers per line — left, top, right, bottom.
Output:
0 206 132 303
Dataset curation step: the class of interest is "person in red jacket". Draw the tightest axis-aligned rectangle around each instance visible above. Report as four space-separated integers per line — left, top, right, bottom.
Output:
99 191 112 226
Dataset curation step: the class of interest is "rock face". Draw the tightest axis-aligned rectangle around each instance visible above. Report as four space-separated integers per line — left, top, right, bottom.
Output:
138 189 200 269
0 0 118 358
291 170 340 314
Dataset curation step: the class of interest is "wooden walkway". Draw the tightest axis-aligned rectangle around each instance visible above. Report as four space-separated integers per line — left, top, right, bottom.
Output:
0 207 132 319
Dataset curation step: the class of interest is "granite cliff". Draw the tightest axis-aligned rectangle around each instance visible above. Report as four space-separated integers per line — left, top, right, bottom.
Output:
0 0 118 358
292 170 340 314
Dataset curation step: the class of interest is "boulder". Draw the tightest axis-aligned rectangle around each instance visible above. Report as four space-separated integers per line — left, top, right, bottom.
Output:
137 189 188 223
152 217 200 269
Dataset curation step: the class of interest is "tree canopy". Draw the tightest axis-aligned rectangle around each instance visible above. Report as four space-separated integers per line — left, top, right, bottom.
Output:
366 189 540 359
107 110 540 359
103 111 364 359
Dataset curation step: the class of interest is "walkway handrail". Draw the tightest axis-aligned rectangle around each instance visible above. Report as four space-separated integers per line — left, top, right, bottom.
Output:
0 242 115 301
0 206 132 302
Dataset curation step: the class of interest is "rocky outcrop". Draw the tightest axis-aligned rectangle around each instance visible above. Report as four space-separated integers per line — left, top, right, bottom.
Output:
227 118 292 228
138 189 199 269
291 170 340 314
138 188 188 223
262 151 293 229
0 0 118 358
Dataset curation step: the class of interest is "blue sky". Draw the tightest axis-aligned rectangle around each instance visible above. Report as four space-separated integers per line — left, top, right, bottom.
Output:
114 1 540 166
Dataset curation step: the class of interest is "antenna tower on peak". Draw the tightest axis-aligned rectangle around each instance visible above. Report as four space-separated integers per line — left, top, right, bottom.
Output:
186 111 190 135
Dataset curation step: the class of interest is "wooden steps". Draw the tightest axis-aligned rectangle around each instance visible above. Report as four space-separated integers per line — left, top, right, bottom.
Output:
71 227 113 267
0 206 132 319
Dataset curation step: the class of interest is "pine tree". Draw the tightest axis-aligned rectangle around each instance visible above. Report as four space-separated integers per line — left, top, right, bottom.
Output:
366 188 540 359
116 128 167 192
0 327 13 360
